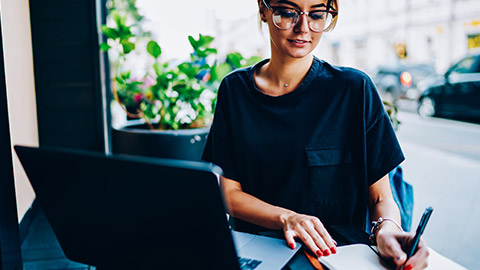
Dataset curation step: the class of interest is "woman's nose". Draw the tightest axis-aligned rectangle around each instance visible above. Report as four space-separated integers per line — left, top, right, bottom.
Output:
294 13 310 33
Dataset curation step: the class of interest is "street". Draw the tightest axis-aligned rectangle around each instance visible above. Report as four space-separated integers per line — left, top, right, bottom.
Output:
394 109 480 269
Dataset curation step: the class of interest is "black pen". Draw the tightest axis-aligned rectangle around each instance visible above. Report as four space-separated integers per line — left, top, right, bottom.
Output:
406 207 433 259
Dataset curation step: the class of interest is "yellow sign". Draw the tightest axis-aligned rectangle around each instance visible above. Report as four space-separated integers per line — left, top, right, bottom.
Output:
465 20 480 27
468 33 480 49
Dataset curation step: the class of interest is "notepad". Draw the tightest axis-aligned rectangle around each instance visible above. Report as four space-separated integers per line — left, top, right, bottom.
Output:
319 244 388 270
319 244 467 270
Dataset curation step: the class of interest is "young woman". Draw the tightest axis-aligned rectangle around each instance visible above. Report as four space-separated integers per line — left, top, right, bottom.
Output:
203 0 429 269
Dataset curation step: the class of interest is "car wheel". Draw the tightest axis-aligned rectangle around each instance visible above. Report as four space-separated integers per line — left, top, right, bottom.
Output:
418 97 436 118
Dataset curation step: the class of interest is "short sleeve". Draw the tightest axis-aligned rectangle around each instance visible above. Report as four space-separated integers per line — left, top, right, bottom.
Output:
202 79 239 180
364 78 405 186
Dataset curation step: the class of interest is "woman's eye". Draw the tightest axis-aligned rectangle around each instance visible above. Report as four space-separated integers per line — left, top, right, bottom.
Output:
310 11 325 20
278 9 297 18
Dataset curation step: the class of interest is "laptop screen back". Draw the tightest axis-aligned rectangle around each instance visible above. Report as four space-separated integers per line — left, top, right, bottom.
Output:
15 145 240 269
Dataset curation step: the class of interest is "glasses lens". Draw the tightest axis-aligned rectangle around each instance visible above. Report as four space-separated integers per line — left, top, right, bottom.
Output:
308 11 333 32
272 8 298 30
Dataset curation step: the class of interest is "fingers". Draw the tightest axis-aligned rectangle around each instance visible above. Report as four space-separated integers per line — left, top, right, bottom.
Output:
378 232 429 270
377 231 408 267
309 219 337 255
283 214 336 257
285 230 296 249
403 238 429 270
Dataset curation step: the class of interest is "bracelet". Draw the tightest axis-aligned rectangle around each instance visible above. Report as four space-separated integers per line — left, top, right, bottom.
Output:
369 217 403 245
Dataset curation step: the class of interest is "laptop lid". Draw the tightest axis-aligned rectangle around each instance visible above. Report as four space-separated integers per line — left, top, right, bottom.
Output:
14 145 241 269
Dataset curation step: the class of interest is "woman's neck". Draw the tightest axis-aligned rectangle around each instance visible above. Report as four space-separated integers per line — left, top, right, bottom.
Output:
256 55 314 96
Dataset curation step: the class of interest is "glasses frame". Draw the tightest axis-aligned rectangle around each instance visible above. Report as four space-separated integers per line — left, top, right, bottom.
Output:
261 0 338 33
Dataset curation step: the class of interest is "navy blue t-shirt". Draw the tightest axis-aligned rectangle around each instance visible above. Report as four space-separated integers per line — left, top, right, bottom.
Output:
202 57 405 233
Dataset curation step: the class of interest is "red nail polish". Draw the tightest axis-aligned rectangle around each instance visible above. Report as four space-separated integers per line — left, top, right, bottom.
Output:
316 250 323 257
289 243 295 249
330 247 337 254
323 249 330 256
405 265 413 270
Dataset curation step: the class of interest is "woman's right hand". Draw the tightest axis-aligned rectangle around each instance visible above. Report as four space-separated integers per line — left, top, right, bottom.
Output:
281 212 337 257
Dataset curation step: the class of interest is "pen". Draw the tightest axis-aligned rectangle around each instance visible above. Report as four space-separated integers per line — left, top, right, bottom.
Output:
406 207 433 259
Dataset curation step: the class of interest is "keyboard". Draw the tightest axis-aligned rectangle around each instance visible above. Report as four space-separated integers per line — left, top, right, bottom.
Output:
238 257 262 270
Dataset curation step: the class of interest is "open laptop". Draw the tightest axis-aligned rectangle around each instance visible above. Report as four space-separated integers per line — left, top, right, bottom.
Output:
14 145 301 269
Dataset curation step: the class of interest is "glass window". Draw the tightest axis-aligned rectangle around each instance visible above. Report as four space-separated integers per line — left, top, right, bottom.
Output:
450 56 476 74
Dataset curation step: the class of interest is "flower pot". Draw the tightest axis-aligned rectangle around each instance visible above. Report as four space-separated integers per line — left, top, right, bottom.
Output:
112 121 209 162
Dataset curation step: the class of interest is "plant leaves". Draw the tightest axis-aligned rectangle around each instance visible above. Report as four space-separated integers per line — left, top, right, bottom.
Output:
198 34 214 47
99 42 111 52
121 40 135 54
188 36 198 50
147 40 162 59
100 25 119 39
227 52 244 68
178 62 197 79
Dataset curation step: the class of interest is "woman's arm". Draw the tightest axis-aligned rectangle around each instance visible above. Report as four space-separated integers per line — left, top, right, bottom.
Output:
369 175 429 270
221 176 337 257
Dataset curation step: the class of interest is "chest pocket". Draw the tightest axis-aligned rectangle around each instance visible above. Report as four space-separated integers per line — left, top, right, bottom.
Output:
305 147 352 205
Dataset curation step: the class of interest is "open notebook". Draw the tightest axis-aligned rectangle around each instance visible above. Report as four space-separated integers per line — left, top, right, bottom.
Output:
319 244 467 270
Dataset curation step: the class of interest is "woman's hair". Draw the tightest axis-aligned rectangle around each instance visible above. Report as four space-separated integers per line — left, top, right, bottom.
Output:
260 0 339 32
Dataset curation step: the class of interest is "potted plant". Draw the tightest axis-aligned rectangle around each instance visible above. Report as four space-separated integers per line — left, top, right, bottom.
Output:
100 2 260 161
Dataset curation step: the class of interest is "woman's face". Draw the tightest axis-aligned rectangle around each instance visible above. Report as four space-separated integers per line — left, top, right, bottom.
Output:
261 0 329 60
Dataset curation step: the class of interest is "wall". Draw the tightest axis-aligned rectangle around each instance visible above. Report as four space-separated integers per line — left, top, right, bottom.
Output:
0 0 38 221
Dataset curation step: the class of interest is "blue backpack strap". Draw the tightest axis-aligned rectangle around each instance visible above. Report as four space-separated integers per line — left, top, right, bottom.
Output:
366 166 414 233
389 166 414 232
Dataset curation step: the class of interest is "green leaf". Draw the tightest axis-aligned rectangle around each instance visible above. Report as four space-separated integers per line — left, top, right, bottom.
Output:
147 40 162 59
153 62 163 76
99 42 111 52
198 34 214 47
246 55 262 66
156 73 169 89
188 36 198 50
118 25 133 39
111 11 125 28
100 25 119 39
227 52 244 68
178 62 197 79
204 48 218 56
214 62 233 81
121 40 135 54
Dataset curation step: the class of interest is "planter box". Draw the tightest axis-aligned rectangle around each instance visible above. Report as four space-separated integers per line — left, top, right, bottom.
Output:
112 121 209 162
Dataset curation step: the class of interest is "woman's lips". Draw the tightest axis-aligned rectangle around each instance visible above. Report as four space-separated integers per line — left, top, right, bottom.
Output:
288 39 310 47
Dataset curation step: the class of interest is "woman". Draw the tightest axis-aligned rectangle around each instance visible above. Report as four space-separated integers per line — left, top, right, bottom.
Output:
203 0 429 269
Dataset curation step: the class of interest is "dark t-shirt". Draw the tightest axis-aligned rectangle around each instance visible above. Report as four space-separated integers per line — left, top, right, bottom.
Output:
202 57 405 233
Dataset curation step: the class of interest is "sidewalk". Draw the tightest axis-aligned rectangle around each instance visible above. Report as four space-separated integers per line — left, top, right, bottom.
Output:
396 113 480 269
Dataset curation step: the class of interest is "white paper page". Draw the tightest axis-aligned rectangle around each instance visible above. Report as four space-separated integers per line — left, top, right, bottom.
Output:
319 244 467 270
319 244 389 270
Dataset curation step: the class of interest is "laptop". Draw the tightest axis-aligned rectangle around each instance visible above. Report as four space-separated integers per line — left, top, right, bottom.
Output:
14 145 301 269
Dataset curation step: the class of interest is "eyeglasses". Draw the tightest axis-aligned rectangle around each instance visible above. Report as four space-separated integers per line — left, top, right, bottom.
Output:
261 0 338 32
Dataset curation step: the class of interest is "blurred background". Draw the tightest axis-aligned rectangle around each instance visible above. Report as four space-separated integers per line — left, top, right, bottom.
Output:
131 0 480 268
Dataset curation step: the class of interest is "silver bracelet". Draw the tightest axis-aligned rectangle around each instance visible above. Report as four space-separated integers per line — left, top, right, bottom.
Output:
369 217 403 245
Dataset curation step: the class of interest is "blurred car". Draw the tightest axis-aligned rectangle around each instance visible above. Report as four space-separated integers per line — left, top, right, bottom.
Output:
372 63 437 104
417 54 480 120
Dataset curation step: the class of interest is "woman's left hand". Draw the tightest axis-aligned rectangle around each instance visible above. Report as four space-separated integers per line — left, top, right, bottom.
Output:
376 229 429 270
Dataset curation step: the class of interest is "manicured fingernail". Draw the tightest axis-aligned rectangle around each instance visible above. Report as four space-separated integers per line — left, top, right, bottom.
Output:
289 243 295 249
323 249 330 256
333 240 338 246
316 250 323 257
396 254 406 262
330 247 337 254
405 265 413 270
